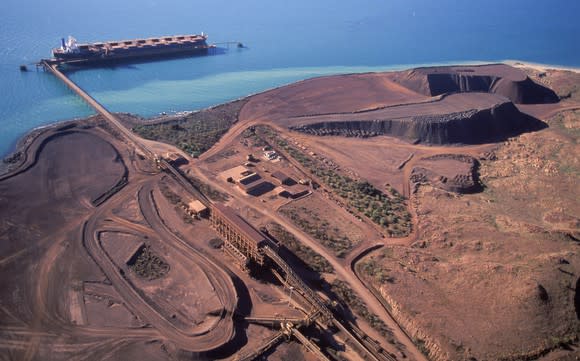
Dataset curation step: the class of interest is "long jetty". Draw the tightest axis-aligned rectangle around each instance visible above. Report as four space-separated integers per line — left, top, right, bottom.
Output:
41 60 210 205
41 60 154 159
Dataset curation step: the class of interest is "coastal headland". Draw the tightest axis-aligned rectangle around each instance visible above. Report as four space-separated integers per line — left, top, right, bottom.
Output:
1 63 579 361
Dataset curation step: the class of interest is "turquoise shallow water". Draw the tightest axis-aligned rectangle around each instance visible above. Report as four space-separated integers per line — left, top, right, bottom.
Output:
1 0 579 156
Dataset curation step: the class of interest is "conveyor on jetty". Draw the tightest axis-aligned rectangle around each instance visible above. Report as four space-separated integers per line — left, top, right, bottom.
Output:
40 61 152 157
41 60 210 204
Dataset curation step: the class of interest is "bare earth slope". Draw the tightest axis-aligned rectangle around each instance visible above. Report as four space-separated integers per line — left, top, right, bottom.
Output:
239 72 428 121
288 93 545 144
361 117 579 360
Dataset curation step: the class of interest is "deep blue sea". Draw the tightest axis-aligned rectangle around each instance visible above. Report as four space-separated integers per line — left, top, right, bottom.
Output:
1 0 579 156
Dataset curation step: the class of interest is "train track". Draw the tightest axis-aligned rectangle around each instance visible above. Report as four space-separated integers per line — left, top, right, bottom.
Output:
81 185 237 352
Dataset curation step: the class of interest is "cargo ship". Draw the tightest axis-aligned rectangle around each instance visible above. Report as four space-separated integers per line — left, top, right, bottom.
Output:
51 34 213 64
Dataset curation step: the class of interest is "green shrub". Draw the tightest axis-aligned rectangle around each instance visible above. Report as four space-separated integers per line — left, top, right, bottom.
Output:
331 280 395 342
133 99 245 156
255 126 412 236
280 208 353 257
267 223 334 274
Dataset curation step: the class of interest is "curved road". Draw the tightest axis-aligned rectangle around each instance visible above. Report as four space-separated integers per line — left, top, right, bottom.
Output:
81 178 237 352
188 165 428 361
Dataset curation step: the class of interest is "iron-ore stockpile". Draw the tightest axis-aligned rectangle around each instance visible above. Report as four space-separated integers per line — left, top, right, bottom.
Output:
389 63 559 104
277 64 558 144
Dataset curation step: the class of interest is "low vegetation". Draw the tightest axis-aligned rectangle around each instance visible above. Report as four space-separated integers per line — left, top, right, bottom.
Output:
183 173 229 202
242 127 267 147
208 237 224 249
2 151 22 165
158 180 195 224
129 245 170 280
279 207 353 258
358 257 396 284
331 280 396 344
266 223 334 273
254 126 411 236
132 99 245 157
415 338 429 356
548 109 580 139
159 180 183 205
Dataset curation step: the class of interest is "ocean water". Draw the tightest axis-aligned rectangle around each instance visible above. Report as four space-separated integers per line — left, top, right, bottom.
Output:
1 0 579 156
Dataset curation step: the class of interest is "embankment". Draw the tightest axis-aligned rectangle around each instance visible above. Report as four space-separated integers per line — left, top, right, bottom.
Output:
290 100 546 144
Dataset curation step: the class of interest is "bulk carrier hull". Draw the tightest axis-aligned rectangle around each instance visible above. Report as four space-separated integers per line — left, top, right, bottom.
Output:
51 34 213 65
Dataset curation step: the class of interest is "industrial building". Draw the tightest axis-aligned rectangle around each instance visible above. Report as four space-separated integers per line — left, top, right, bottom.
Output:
162 152 188 166
271 171 294 186
274 186 310 199
209 204 277 268
220 165 275 196
186 199 208 218
220 165 253 182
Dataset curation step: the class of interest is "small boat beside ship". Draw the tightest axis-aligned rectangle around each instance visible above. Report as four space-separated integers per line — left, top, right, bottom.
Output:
50 33 213 64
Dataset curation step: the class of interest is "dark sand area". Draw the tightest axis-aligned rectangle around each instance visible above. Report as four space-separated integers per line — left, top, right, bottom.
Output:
0 128 126 256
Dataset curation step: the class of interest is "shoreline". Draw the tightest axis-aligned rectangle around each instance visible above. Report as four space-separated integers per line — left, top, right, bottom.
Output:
0 116 99 177
2 60 576 168
503 59 580 73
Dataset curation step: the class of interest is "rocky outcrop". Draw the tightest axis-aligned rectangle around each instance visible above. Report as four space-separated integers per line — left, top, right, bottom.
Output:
290 101 546 145
410 154 482 194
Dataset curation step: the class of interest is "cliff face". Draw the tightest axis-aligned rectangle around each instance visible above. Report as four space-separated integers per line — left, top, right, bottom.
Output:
290 101 545 145
494 76 560 104
426 73 496 96
427 73 558 104
390 65 559 104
